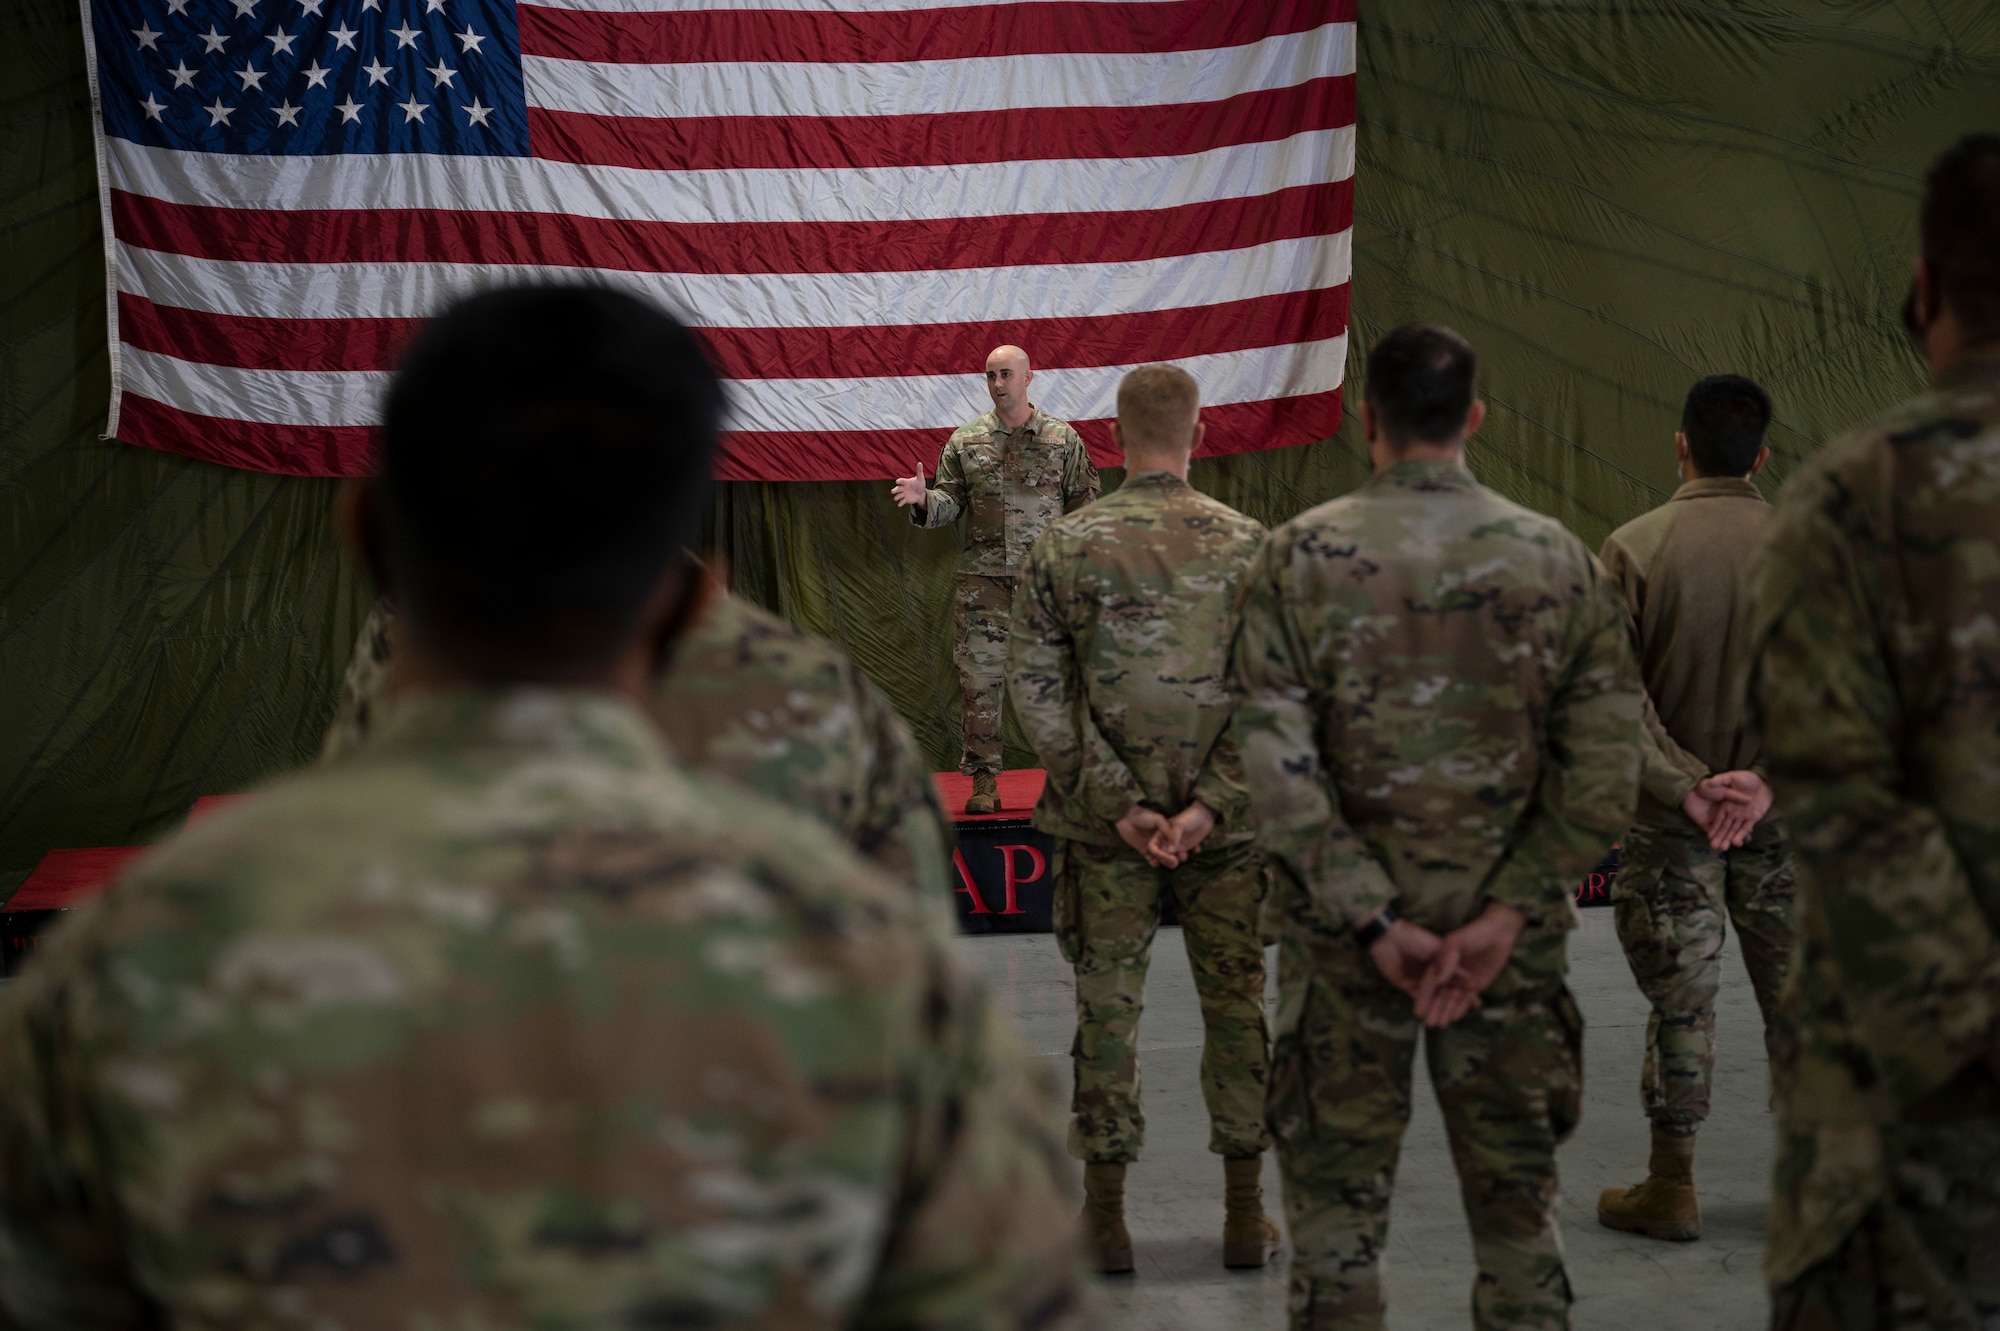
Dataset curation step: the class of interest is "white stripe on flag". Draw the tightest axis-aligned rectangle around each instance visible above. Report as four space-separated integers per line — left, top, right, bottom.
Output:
522 23 1352 120
117 230 1353 328
121 333 1348 432
108 127 1354 226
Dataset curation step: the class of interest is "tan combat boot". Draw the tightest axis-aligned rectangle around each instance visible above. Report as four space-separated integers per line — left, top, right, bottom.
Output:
1597 1129 1701 1241
1222 1155 1281 1268
1083 1162 1134 1274
964 772 1001 816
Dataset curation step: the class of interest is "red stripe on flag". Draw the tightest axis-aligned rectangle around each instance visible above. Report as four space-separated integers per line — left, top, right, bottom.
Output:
116 392 376 476
115 386 1342 482
119 284 1351 379
519 0 1351 65
119 293 419 373
714 388 1345 482
1185 387 1348 458
527 77 1353 172
112 180 1353 276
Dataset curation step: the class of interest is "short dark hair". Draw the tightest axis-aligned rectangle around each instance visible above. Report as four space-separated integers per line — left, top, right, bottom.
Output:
1680 375 1771 477
379 284 723 676
1364 324 1478 445
1922 133 2000 343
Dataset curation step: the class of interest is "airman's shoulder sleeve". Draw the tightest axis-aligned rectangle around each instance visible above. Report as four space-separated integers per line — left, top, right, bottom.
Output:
1055 422 1099 512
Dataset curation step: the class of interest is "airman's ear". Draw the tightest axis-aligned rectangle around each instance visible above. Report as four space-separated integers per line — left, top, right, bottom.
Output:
645 554 714 676
1911 256 1937 328
691 554 729 630
335 478 391 597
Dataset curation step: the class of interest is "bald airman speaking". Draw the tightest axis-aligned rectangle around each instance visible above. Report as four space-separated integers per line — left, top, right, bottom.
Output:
893 345 1099 813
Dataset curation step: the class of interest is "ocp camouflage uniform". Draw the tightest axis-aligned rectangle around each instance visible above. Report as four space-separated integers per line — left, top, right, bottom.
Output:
1600 478 1797 1138
1752 349 2000 1328
323 593 953 900
0 689 1090 1330
317 597 394 761
912 407 1099 776
1008 469 1269 1164
652 593 953 902
1231 458 1644 1331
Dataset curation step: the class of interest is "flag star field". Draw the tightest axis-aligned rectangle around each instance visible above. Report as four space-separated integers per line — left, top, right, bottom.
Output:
82 0 1355 481
93 0 528 157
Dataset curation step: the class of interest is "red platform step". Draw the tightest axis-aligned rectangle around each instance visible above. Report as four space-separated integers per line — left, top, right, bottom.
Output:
1 794 265 975
7 847 148 914
931 769 1045 822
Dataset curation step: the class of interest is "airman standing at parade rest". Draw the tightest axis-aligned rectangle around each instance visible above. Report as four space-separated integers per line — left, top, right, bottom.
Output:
0 285 1090 1330
1009 364 1278 1274
1232 323 1644 1331
323 574 954 902
1753 132 2000 1331
894 345 1100 814
1594 373 1798 1243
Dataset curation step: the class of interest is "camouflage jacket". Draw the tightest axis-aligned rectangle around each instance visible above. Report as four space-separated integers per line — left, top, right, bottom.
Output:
323 594 952 900
653 593 952 901
0 690 1087 1330
1752 350 2000 1280
1230 458 1644 936
1008 470 1264 846
317 598 394 762
912 407 1100 576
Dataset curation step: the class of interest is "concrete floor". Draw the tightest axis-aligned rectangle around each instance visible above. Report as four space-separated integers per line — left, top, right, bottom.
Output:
962 907 1775 1330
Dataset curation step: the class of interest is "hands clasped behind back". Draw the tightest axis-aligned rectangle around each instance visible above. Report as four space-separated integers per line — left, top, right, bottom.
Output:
1681 769 1774 849
1115 800 1216 869
1360 900 1529 1030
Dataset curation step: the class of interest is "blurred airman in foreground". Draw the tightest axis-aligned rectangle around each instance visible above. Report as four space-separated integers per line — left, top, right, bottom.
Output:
0 285 1088 1331
1754 132 2000 1331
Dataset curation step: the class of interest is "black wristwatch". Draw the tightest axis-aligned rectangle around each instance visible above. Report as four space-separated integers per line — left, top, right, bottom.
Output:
1354 906 1400 948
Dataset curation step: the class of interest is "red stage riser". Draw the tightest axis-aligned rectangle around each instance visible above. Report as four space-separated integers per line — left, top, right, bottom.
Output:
3 774 1617 973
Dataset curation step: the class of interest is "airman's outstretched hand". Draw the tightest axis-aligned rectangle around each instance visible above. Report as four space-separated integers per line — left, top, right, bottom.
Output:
891 459 929 508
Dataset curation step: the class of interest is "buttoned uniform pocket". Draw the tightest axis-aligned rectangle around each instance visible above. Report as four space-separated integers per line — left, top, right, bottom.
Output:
1020 435 1070 492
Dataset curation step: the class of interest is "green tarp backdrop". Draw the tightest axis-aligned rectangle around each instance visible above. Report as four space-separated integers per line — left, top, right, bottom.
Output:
3 0 1996 895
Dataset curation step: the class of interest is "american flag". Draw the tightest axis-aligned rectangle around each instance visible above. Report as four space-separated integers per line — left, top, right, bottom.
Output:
84 0 1354 481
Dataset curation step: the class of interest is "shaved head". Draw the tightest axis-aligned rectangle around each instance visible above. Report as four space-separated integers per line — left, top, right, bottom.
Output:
983 344 1034 424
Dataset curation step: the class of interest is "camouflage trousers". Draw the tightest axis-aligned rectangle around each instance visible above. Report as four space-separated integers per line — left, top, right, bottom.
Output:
1053 836 1270 1163
1271 915 1582 1331
1770 1067 2000 1331
953 573 1015 777
1612 818 1796 1137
